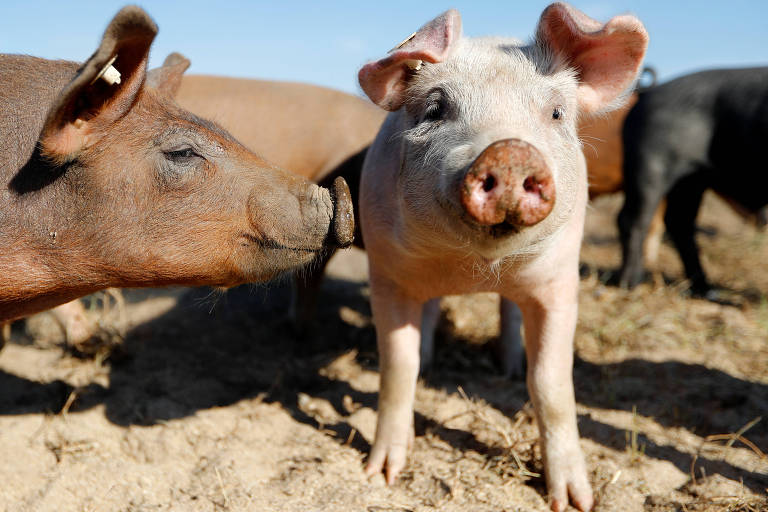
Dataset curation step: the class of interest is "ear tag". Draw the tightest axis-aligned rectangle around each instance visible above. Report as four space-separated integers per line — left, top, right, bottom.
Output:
391 32 417 52
389 33 423 71
90 55 121 86
404 59 422 70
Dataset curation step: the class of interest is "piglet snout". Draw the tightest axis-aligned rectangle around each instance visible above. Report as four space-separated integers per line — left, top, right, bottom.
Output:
461 139 555 227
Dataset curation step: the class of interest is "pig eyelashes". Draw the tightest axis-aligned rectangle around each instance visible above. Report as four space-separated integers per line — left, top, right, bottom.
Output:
417 89 449 124
422 101 444 122
157 146 207 186
164 147 201 163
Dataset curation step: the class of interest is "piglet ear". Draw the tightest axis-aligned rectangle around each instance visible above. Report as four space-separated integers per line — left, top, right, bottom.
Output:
39 6 157 162
359 9 462 111
147 52 191 97
537 2 648 115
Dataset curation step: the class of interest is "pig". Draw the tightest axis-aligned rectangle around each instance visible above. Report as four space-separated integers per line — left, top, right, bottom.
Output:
616 67 768 298
0 6 353 324
356 4 648 511
0 65 382 349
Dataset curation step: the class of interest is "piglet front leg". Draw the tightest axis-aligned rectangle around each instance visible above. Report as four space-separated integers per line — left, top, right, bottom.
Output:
364 275 423 484
516 277 592 512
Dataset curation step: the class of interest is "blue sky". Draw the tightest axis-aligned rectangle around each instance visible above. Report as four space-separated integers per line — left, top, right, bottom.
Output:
1 1 766 95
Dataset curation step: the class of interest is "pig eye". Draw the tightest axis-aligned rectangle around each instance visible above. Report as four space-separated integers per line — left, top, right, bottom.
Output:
423 102 444 123
552 106 563 120
164 147 200 162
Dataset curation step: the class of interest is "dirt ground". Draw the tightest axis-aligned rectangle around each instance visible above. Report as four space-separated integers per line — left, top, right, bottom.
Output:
1 192 766 512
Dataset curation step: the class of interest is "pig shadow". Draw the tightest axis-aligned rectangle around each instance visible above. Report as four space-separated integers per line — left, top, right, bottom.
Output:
0 272 766 495
414 338 768 493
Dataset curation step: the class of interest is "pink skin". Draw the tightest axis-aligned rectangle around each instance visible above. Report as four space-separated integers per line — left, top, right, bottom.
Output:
358 3 648 511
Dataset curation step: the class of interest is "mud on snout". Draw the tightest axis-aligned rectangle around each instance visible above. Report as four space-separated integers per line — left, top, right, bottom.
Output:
459 138 555 237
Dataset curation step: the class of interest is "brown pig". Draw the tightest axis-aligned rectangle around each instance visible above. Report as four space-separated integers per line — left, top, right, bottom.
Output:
0 6 353 323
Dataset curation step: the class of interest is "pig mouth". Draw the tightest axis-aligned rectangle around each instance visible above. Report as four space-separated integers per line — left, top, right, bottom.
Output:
241 233 322 253
460 216 522 239
483 220 521 238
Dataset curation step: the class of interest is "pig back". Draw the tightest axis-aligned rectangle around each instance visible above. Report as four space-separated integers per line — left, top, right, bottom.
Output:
175 76 386 182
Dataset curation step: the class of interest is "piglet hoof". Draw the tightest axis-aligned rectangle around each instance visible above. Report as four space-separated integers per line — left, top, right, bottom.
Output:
364 444 409 485
547 458 593 512
364 428 414 485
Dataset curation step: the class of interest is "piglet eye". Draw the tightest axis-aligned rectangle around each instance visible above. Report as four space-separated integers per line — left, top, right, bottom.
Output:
552 106 563 120
423 101 444 122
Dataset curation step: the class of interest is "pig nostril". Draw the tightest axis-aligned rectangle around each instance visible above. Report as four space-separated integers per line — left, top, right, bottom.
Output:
523 176 541 195
482 174 496 192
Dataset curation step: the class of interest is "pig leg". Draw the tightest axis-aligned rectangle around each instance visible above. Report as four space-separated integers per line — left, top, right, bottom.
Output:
49 299 98 349
515 279 591 512
419 297 441 374
663 173 709 296
617 159 667 289
365 276 422 484
493 298 525 379
643 200 666 269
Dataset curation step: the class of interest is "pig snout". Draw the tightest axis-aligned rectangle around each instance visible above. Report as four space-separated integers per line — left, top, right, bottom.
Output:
330 176 355 248
461 139 555 228
246 175 353 253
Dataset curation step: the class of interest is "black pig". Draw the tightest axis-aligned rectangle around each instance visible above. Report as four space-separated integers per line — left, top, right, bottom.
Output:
617 67 768 297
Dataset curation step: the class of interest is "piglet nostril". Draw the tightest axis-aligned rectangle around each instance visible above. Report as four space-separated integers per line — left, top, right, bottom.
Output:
482 174 496 192
523 176 540 195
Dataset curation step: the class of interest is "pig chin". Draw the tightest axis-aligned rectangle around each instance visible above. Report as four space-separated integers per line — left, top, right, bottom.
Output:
234 241 325 283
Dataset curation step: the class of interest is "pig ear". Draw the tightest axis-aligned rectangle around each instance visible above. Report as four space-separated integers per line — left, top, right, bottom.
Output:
146 52 191 97
537 2 648 115
358 10 462 111
39 6 158 162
